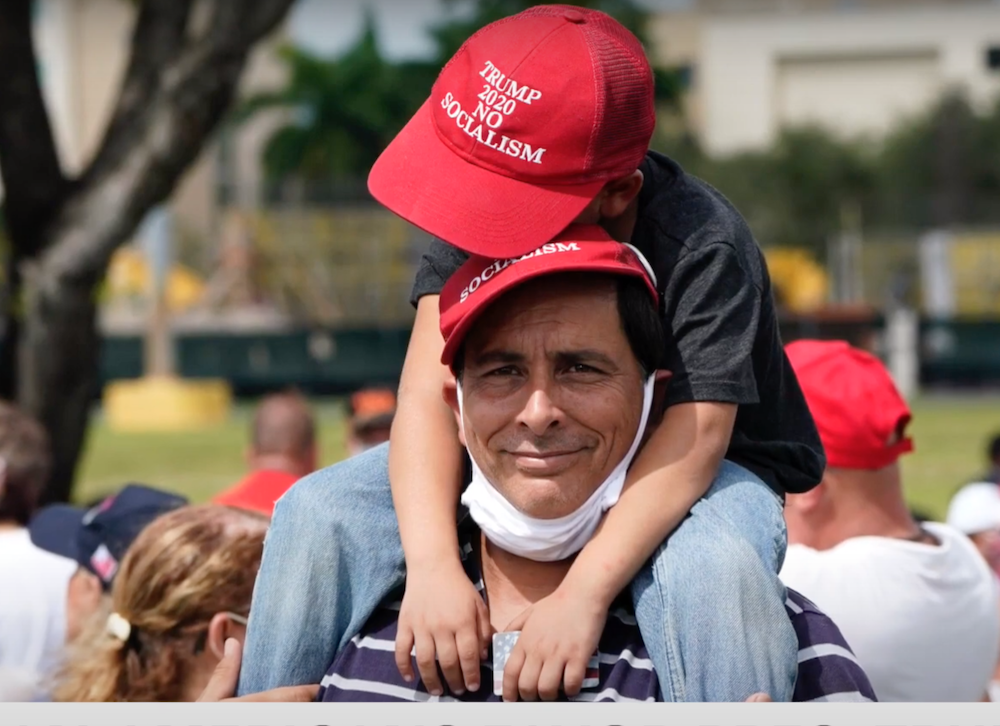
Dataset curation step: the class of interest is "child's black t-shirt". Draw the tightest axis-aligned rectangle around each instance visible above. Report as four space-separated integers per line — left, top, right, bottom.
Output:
409 151 825 496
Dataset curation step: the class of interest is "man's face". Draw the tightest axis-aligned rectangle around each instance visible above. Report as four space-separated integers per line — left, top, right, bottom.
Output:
455 275 646 520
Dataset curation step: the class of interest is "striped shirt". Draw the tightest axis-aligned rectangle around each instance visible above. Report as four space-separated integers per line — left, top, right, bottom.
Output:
320 528 877 703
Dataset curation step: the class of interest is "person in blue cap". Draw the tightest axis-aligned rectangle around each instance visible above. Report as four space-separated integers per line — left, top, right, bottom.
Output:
29 484 188 647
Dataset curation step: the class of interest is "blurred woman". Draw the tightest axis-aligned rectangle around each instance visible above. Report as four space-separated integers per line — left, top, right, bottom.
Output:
53 504 267 702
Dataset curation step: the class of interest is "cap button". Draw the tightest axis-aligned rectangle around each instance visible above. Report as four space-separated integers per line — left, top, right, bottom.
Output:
562 8 585 23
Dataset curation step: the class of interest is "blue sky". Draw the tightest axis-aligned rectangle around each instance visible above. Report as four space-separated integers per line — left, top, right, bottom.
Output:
288 0 692 59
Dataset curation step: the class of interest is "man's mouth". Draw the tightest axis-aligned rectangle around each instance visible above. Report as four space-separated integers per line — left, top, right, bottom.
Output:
507 448 585 472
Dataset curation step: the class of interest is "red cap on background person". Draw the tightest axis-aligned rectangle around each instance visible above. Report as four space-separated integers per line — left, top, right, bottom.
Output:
785 340 914 470
438 224 658 370
368 5 655 258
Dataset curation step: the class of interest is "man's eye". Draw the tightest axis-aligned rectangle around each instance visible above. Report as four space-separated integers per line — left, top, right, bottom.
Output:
486 366 519 377
568 364 599 374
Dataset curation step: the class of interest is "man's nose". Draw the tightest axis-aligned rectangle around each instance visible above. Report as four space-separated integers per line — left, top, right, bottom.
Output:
517 386 563 436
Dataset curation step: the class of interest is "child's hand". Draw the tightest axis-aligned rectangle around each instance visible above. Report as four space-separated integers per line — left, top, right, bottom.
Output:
395 558 493 696
500 582 608 701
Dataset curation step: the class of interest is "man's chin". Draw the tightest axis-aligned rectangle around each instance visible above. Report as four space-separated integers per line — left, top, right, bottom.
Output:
502 474 594 521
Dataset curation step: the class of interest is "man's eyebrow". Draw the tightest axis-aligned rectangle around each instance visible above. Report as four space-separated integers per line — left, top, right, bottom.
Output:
556 349 619 370
468 350 525 368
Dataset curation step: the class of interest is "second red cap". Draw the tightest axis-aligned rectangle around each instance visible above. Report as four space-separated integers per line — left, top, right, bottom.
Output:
786 339 914 470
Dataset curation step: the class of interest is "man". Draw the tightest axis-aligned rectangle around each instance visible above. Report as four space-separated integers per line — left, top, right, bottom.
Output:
214 390 317 517
0 403 74 702
29 483 187 645
240 6 822 702
780 339 1000 702
346 388 396 457
319 233 873 702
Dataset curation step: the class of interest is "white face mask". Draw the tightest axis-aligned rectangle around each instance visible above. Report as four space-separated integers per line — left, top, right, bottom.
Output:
457 374 656 562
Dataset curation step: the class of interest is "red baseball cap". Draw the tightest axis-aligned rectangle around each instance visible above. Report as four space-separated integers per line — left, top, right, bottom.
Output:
439 224 657 369
368 5 655 259
785 340 914 470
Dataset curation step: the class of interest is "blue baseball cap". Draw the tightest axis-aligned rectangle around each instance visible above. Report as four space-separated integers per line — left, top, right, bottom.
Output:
28 484 188 590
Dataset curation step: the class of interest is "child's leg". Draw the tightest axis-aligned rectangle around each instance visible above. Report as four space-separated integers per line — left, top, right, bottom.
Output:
630 459 797 702
236 443 404 695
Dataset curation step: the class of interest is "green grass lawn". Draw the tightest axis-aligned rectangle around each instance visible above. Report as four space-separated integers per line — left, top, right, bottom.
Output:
75 399 351 505
74 394 1000 520
900 394 1000 518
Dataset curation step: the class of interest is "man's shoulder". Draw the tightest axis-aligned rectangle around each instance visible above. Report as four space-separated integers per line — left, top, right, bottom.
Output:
785 587 879 703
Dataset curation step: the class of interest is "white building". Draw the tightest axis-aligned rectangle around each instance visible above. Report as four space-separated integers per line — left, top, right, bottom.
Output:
650 0 1000 155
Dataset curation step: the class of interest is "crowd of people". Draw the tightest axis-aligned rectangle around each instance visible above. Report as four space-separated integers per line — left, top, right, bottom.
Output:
2 4 1000 705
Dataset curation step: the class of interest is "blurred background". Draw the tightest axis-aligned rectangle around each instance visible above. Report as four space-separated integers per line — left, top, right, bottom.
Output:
1 0 998 518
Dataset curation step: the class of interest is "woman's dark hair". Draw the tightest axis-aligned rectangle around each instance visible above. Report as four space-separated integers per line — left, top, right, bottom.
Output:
454 272 664 378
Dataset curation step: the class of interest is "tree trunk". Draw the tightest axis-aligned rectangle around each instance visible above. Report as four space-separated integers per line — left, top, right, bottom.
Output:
18 261 100 505
0 254 24 402
0 0 297 503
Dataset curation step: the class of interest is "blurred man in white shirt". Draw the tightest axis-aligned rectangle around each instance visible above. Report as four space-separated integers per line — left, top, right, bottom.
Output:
779 340 1000 702
0 403 74 701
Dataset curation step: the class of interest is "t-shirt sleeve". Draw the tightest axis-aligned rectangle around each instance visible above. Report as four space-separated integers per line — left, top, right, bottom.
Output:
660 241 761 407
409 238 470 306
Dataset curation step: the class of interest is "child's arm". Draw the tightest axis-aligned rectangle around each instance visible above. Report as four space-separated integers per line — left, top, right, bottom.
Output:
389 295 492 697
565 400 735 604
500 400 734 701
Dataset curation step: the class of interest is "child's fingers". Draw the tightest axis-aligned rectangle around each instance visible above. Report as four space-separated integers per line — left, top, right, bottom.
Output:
414 631 443 696
562 657 587 697
501 645 526 702
456 627 482 692
536 656 565 701
435 635 465 695
515 652 543 702
394 626 416 683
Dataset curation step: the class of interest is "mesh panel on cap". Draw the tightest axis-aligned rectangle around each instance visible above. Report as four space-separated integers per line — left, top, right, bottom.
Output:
582 17 655 176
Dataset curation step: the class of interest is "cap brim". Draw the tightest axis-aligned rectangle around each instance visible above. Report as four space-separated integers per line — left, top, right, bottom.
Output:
441 244 655 368
369 100 606 259
28 505 85 563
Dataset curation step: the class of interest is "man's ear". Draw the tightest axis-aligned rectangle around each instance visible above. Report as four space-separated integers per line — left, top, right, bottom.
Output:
442 373 466 447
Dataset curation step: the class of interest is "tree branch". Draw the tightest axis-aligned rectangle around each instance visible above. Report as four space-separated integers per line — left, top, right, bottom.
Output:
0 0 69 256
44 0 296 288
88 0 196 174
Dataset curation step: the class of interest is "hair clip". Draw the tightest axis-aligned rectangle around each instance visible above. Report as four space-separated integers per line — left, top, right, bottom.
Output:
106 612 131 643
